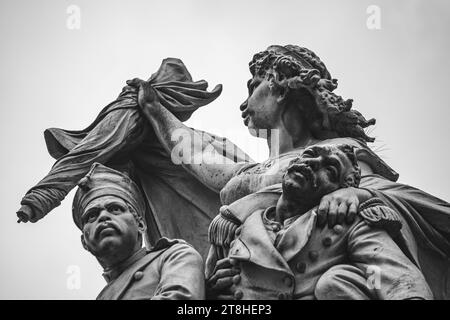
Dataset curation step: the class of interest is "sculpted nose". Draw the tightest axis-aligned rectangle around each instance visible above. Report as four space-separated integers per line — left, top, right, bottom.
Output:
305 158 321 171
98 210 111 223
240 100 248 112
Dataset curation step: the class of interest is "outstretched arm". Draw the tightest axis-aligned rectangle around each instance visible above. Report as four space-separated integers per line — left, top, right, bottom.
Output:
17 102 146 223
130 79 249 193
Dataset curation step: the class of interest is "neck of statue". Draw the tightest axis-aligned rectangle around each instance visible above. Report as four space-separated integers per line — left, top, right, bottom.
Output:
267 124 319 158
275 194 311 223
97 244 142 270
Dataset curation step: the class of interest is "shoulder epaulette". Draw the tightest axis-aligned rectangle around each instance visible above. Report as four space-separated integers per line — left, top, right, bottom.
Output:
358 198 402 237
208 206 241 247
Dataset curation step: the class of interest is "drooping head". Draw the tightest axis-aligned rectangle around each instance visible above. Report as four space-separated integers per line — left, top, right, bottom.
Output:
72 163 146 266
282 144 361 207
241 45 375 143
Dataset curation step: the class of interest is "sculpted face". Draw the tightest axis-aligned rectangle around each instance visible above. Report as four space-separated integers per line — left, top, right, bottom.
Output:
282 145 357 205
81 195 142 261
240 75 284 136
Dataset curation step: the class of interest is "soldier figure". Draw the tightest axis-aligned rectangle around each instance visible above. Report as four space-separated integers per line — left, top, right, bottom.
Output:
206 144 433 300
73 162 205 300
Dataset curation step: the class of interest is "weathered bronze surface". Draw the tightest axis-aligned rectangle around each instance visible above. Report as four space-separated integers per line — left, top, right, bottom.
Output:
18 45 450 299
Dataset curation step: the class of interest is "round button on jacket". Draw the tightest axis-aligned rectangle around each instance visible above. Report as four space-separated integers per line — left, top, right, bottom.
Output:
283 276 293 287
234 290 243 300
322 237 332 247
133 271 144 281
296 262 306 273
308 251 319 262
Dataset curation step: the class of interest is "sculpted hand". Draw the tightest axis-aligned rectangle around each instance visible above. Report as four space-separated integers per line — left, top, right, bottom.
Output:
317 187 372 227
206 257 240 300
16 204 36 223
125 78 159 111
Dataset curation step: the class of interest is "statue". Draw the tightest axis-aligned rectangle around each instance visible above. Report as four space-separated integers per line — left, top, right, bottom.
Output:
18 45 450 299
73 163 205 300
130 45 450 299
72 162 204 300
17 58 248 258
205 144 432 300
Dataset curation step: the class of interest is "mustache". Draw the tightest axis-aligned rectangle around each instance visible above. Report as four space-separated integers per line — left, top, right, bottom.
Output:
287 163 318 189
94 221 120 239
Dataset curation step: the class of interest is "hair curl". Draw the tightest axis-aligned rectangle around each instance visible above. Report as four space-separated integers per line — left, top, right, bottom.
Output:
249 45 376 143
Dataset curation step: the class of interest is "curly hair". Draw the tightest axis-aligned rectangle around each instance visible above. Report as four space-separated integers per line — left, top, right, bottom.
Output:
300 144 361 188
249 45 376 143
335 144 361 188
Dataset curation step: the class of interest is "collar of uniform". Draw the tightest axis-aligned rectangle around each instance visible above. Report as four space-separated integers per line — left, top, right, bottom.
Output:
276 209 317 262
238 208 293 275
262 206 281 231
262 206 303 230
102 247 147 283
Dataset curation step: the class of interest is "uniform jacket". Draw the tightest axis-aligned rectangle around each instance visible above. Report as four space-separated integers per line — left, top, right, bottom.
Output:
207 200 433 300
97 238 205 300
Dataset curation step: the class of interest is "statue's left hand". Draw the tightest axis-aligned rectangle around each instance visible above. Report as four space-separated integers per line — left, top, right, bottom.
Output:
16 204 36 223
317 187 372 227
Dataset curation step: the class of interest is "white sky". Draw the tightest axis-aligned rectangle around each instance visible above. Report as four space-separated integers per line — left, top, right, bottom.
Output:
1 0 449 299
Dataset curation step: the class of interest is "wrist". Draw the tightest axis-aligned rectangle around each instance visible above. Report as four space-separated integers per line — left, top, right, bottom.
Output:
141 101 163 118
353 188 372 203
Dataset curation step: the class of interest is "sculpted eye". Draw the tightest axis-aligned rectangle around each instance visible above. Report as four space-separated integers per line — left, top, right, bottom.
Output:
84 211 98 223
325 165 338 182
108 204 125 214
302 149 315 158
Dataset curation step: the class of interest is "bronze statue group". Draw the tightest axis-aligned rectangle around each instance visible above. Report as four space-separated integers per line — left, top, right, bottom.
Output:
18 45 450 300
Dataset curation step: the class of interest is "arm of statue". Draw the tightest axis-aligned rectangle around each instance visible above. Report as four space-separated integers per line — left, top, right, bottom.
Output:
316 187 373 227
17 104 146 223
151 243 206 300
129 79 246 193
347 220 433 300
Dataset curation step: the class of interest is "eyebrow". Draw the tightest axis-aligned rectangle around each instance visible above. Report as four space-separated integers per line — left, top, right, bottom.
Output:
324 156 341 166
82 201 126 218
324 156 343 175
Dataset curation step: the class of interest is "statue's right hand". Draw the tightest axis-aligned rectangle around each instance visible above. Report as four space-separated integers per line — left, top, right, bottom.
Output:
125 78 158 106
16 204 36 223
206 257 240 300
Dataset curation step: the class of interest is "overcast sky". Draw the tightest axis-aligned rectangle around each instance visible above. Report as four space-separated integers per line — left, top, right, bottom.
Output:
1 0 449 299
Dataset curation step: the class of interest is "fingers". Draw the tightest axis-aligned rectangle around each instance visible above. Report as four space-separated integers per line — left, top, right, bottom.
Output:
327 200 339 228
141 82 157 101
126 78 144 87
209 268 240 286
215 258 233 271
346 202 358 224
317 197 330 227
213 277 235 291
336 202 348 225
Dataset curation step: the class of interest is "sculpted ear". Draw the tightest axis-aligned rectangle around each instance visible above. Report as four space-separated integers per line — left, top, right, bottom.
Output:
276 87 288 104
137 216 147 233
80 234 89 251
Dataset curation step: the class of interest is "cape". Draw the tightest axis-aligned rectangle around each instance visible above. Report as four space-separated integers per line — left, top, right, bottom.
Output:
20 58 250 258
